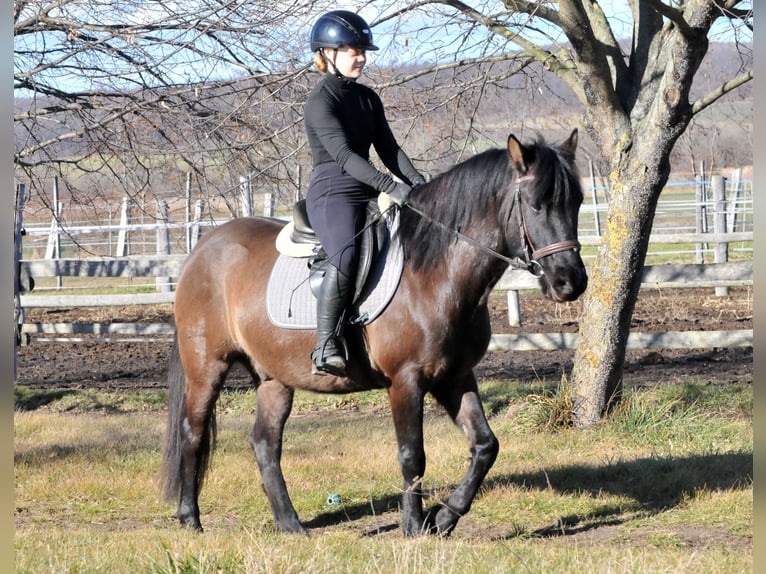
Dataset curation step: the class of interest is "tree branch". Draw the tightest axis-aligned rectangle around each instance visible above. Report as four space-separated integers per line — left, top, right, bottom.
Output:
433 0 582 99
642 0 693 36
692 69 752 115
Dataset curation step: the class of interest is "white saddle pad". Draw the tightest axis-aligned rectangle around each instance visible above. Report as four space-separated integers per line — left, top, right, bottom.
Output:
266 217 404 329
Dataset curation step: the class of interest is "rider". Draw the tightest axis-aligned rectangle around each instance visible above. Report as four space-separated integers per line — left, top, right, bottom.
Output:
305 10 426 376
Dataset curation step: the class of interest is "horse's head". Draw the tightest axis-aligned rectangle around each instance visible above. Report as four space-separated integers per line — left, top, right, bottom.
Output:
506 129 588 302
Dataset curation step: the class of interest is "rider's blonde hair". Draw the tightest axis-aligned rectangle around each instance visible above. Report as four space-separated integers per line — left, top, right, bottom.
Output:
314 51 328 73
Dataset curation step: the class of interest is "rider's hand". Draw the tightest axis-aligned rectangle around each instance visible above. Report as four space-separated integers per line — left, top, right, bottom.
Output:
386 182 412 207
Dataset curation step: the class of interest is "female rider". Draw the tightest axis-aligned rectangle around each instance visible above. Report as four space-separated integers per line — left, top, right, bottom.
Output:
305 10 426 376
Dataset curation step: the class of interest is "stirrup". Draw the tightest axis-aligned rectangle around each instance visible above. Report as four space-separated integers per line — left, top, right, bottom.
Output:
311 339 347 377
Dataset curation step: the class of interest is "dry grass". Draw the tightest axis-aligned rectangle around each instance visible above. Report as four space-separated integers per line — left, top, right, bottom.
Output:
14 381 752 573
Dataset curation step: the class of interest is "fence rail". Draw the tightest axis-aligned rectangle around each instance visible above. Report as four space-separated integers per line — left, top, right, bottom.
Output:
487 329 753 352
14 174 754 353
17 256 753 351
18 257 753 309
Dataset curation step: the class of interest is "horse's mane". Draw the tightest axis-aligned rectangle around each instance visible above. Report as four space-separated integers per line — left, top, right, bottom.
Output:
398 148 512 271
398 136 580 271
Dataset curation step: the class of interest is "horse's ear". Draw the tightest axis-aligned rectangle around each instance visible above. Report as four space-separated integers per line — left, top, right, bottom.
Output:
562 129 578 153
507 134 531 174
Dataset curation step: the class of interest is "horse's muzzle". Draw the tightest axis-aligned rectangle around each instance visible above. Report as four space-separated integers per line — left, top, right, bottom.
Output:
539 260 588 302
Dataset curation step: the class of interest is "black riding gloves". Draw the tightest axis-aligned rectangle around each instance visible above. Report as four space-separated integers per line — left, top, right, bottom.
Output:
411 175 427 188
386 182 412 207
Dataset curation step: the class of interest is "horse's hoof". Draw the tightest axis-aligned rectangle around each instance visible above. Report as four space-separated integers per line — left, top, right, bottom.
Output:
178 513 203 532
431 506 458 537
277 521 308 536
180 520 203 533
400 516 428 537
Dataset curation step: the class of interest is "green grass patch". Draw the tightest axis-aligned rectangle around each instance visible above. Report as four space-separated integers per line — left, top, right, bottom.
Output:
15 380 751 573
14 385 167 413
25 275 163 295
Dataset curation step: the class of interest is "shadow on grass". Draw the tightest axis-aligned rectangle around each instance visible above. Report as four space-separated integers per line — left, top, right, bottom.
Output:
14 388 78 411
302 492 404 534
485 450 752 539
487 451 752 509
14 385 165 414
301 451 752 536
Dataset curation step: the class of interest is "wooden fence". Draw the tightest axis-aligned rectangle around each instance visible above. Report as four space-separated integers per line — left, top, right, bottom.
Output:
16 255 753 352
14 175 753 354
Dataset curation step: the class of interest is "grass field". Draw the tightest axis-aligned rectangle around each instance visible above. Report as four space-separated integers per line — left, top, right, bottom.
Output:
14 379 751 573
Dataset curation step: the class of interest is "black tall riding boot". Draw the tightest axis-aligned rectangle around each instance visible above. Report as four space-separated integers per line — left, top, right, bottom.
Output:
311 264 353 376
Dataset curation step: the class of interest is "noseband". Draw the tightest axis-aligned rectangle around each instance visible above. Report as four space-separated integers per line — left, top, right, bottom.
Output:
513 175 581 277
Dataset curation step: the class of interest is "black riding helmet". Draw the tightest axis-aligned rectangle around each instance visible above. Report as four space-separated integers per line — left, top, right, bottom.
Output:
309 10 379 52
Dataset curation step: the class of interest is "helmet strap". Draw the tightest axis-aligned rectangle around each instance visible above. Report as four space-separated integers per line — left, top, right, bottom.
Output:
320 48 355 83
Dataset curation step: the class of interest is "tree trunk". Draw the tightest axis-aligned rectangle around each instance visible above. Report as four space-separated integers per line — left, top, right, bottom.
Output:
568 0 718 426
570 153 672 427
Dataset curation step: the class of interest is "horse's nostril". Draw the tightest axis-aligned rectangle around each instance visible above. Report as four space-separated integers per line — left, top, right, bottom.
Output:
555 279 575 296
549 271 587 301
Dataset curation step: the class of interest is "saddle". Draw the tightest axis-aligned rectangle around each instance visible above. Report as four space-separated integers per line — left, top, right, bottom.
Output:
276 198 389 304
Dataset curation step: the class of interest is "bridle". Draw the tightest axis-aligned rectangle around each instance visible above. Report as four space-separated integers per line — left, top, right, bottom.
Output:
401 174 581 277
512 175 581 277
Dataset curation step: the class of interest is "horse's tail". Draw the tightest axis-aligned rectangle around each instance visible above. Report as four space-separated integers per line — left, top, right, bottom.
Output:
159 332 217 502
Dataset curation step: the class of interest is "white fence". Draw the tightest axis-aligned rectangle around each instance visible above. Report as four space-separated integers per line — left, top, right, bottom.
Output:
17 256 753 352
17 172 753 265
14 174 754 352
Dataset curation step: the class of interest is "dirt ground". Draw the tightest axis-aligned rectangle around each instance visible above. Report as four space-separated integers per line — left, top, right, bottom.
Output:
15 287 752 392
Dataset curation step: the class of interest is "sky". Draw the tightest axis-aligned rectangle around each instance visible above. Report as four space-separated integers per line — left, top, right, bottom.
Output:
327 0 753 76
14 0 753 95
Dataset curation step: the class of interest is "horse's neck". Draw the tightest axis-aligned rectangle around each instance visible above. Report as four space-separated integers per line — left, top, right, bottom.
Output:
444 243 509 310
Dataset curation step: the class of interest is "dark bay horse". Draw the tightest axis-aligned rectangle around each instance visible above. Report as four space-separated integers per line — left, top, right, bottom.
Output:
161 129 587 536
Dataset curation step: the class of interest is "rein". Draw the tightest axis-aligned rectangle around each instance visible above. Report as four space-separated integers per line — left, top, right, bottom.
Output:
402 175 580 278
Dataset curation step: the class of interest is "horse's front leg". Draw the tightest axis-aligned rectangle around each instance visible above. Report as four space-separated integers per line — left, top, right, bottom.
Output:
428 373 499 536
249 380 306 535
388 380 428 536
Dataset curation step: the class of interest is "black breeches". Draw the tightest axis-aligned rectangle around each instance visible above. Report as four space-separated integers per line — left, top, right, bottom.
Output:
306 163 376 277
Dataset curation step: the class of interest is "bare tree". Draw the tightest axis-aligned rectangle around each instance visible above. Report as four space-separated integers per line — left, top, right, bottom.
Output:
14 0 319 216
392 0 752 426
15 1 752 427
13 1 589 217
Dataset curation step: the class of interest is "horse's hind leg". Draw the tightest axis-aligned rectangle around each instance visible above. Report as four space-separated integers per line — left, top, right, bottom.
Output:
249 380 305 534
427 373 499 536
176 359 228 531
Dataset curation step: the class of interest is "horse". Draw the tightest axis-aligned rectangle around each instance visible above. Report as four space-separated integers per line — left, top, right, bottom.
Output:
160 129 587 537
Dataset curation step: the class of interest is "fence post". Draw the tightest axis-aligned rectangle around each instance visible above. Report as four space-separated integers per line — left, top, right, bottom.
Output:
263 190 275 217
156 200 172 292
728 168 741 233
694 172 706 264
185 172 193 253
190 199 206 251
240 175 253 217
44 177 64 269
44 202 64 259
14 184 27 379
507 290 522 327
116 196 132 256
711 175 729 297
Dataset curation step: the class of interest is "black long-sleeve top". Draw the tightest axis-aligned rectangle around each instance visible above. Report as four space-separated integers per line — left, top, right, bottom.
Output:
304 73 424 194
